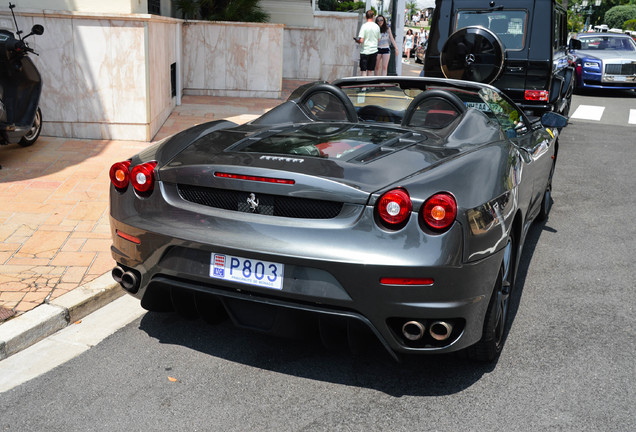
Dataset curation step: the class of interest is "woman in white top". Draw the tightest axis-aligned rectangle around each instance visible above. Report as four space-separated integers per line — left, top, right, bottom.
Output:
374 15 399 76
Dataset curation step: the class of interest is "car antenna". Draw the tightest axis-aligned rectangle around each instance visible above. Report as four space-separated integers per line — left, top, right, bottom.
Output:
8 2 23 40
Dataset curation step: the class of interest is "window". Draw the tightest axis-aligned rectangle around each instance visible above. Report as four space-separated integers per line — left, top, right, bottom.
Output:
554 9 567 50
148 0 161 15
456 10 528 50
478 88 527 137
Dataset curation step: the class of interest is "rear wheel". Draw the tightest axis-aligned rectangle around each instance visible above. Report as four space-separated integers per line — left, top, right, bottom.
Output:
537 183 552 221
538 158 556 221
19 107 42 147
466 234 516 362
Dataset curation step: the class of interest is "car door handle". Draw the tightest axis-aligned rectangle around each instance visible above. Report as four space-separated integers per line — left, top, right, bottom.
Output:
506 66 525 72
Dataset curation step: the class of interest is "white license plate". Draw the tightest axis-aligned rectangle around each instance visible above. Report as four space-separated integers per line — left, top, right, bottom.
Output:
612 75 627 82
210 253 284 290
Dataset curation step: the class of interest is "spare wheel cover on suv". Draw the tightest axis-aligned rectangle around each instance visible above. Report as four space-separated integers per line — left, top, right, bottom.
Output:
440 26 505 84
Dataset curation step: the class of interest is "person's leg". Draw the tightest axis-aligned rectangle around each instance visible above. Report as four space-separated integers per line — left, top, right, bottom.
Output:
359 54 368 76
374 54 382 76
382 53 390 75
367 53 378 76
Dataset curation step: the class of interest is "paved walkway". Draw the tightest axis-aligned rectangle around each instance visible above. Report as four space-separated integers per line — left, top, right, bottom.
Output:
0 92 290 323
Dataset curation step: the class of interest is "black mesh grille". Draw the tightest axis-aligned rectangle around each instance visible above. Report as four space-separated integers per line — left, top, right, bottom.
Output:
177 184 343 219
605 63 636 75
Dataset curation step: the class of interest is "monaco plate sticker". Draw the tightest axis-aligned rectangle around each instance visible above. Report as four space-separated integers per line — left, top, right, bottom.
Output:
210 253 284 290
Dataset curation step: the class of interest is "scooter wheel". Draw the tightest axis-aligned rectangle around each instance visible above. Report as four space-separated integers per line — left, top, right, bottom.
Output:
19 107 42 147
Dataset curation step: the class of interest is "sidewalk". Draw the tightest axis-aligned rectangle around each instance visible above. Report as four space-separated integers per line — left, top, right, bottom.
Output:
0 83 307 359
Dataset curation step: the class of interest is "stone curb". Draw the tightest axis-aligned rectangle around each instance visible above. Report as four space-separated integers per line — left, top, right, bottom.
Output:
0 273 123 361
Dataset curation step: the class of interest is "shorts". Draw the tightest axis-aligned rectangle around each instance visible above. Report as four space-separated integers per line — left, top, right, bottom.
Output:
359 53 378 72
377 47 390 54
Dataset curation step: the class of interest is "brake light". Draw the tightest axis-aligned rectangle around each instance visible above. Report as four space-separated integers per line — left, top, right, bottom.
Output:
215 172 295 185
377 188 412 227
421 193 457 231
109 160 131 189
524 90 549 102
130 161 157 193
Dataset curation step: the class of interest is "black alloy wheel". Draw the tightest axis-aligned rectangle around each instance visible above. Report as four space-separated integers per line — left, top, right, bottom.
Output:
19 107 42 147
466 233 516 362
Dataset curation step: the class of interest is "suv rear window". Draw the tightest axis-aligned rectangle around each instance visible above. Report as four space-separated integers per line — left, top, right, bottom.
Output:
456 10 527 50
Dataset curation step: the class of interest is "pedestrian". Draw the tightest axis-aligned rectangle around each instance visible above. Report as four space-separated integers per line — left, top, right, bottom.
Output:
374 15 398 76
403 29 414 63
355 10 381 76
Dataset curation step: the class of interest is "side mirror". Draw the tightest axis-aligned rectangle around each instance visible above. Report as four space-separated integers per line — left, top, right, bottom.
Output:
569 39 581 50
23 24 44 40
541 112 568 128
32 25 44 36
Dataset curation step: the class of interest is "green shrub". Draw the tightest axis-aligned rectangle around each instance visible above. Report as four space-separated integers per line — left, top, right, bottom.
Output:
176 0 269 23
604 5 636 30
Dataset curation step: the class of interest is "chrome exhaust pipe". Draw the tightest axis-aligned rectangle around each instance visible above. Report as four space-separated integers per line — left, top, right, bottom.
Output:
402 320 426 341
429 321 453 341
121 271 140 293
111 266 124 283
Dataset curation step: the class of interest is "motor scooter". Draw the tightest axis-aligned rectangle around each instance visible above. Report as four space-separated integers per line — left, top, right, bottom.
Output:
0 3 43 147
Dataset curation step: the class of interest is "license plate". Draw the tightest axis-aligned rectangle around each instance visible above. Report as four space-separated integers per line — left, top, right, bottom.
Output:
210 253 284 290
612 75 627 82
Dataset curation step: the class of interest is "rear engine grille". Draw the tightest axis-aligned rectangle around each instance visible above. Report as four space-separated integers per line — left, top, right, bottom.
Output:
605 63 636 75
177 184 343 219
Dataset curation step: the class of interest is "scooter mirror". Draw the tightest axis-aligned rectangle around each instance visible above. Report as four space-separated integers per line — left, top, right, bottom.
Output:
31 25 44 36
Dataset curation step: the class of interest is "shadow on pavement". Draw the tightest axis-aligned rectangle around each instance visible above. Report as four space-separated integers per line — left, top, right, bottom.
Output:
0 136 116 183
135 216 555 397
139 309 493 397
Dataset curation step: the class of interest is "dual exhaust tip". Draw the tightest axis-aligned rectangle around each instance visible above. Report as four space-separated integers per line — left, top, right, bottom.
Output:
112 266 140 293
402 320 453 342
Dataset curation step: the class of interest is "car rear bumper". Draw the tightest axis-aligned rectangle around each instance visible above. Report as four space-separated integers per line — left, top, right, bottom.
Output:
110 215 504 357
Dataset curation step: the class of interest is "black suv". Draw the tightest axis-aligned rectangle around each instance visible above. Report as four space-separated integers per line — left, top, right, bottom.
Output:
423 0 575 117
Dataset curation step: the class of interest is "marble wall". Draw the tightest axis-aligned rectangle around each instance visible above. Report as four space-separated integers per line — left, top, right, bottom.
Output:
1 10 359 141
181 21 284 99
2 10 178 141
283 12 360 82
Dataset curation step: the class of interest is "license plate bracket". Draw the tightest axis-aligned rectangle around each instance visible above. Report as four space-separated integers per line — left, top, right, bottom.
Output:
210 253 284 290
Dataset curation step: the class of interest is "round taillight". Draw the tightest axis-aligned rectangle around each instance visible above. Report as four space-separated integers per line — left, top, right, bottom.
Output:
109 161 131 189
377 188 412 227
130 161 157 193
422 193 457 231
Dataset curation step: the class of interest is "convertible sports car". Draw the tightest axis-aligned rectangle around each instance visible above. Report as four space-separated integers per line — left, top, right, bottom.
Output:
569 32 636 90
109 77 567 362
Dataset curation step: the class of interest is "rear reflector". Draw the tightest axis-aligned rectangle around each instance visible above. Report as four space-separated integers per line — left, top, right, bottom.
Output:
380 277 434 286
524 90 549 102
215 172 295 185
116 230 141 244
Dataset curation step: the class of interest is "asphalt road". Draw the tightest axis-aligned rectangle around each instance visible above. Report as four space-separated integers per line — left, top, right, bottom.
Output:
1 92 635 431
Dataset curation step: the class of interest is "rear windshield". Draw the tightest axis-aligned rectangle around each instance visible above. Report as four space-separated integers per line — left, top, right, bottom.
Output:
456 10 527 50
234 124 418 161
